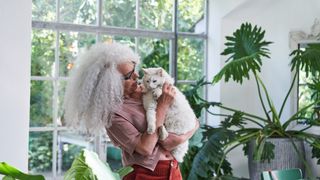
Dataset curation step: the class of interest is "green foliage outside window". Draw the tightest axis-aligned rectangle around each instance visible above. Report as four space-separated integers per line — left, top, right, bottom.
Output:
103 0 136 28
28 132 53 172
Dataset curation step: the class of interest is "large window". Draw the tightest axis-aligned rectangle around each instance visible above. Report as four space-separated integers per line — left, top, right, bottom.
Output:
30 0 208 178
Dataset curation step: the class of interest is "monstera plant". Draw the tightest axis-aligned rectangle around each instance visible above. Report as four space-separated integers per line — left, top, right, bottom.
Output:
187 23 320 179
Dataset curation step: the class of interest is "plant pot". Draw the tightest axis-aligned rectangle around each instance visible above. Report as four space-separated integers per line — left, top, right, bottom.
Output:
107 146 122 161
248 138 305 180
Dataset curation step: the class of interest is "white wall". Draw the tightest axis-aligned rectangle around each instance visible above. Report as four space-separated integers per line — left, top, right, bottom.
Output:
0 0 31 172
208 0 320 178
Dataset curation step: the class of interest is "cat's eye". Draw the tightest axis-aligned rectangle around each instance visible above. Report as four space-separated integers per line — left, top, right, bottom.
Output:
146 80 150 83
153 80 157 83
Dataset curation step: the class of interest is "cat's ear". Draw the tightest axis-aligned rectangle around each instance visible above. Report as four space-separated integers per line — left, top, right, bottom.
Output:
142 68 148 74
157 69 163 76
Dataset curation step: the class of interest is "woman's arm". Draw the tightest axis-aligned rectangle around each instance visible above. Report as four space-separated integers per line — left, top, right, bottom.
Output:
135 83 176 156
158 120 200 151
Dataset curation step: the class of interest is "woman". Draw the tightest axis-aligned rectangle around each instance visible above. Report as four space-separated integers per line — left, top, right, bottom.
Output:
64 42 199 180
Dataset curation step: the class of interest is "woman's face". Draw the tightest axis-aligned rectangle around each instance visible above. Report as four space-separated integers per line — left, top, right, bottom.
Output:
117 62 141 98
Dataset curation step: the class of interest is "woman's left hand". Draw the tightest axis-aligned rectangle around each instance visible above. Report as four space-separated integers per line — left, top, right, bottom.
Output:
158 120 200 151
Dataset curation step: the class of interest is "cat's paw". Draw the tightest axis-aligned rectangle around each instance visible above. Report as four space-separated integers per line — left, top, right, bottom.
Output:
173 153 184 163
147 124 156 134
159 126 169 140
152 89 162 99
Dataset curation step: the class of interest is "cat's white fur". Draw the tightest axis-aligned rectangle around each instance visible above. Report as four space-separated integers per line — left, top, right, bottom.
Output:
142 67 197 162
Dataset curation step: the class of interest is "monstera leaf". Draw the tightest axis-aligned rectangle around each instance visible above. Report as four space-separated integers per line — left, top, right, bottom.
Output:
188 127 234 180
213 23 272 84
290 43 320 77
64 149 133 180
0 162 44 180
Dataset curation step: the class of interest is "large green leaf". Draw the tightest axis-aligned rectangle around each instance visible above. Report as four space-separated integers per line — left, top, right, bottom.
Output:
213 22 272 84
188 128 234 180
0 162 44 180
179 146 201 180
64 149 133 180
290 44 320 77
116 166 134 179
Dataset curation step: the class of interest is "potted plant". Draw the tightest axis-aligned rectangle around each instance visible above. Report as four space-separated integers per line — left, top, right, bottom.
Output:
187 22 320 180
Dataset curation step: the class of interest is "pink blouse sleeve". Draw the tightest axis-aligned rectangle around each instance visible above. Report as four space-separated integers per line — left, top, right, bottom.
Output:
106 114 142 155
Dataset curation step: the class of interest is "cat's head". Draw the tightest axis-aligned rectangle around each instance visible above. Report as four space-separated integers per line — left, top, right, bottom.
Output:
142 68 167 90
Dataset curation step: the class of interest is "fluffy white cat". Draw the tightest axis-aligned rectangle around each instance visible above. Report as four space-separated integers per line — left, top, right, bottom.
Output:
142 67 197 162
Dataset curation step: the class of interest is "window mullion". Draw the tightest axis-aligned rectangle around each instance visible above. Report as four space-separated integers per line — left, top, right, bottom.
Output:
170 0 178 84
204 0 209 124
52 29 60 178
135 0 140 53
56 0 60 22
96 0 102 42
32 21 176 39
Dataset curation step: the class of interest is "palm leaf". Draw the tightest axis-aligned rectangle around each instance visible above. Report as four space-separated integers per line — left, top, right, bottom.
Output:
213 22 272 84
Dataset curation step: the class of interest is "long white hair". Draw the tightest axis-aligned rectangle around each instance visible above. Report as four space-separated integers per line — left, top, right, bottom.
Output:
64 42 140 136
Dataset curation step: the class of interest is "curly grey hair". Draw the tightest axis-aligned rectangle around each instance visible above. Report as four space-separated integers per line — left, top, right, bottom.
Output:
64 42 140 135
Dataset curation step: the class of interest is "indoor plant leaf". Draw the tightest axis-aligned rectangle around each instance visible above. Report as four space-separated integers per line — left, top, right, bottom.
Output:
213 22 272 84
0 162 45 180
188 128 234 180
64 149 130 180
290 43 320 77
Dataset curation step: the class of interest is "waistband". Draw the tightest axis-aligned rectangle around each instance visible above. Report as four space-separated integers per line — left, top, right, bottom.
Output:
132 159 179 176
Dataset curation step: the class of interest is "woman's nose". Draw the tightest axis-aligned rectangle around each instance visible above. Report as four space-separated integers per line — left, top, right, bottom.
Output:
133 72 139 79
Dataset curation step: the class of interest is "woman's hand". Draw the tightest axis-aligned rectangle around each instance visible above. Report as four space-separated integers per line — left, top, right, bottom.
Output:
159 120 200 151
156 82 176 127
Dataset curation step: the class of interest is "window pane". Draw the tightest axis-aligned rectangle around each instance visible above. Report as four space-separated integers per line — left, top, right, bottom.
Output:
178 0 204 33
299 84 314 118
138 38 170 73
57 131 85 174
28 131 53 175
298 70 319 123
32 0 56 21
31 29 55 77
140 0 173 31
176 83 204 98
177 38 204 80
30 80 53 127
299 70 313 84
59 31 96 77
102 0 136 28
60 0 97 25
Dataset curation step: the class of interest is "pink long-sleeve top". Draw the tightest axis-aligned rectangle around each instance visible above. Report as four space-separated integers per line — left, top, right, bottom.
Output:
106 97 161 171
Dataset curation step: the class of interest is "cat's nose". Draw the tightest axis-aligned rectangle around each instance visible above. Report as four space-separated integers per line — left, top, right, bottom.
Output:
136 79 142 85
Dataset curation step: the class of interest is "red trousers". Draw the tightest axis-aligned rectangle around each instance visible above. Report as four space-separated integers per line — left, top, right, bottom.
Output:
123 159 182 180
